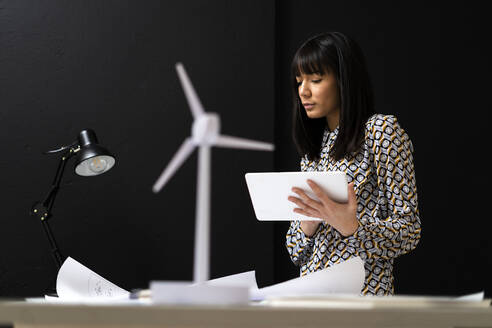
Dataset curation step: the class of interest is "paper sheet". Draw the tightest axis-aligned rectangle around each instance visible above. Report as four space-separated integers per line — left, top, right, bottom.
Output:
456 291 485 301
53 257 129 301
204 270 258 289
250 256 365 301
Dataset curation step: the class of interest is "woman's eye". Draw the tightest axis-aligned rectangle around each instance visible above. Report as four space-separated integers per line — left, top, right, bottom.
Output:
312 79 322 83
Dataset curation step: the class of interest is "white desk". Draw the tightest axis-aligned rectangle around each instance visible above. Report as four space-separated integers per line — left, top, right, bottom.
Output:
1 300 492 328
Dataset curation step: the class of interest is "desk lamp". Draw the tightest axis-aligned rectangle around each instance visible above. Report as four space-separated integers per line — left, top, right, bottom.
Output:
31 129 115 270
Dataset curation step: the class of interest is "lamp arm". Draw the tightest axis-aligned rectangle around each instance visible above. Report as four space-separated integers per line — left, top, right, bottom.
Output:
44 141 78 155
32 146 78 270
40 219 64 270
42 149 77 213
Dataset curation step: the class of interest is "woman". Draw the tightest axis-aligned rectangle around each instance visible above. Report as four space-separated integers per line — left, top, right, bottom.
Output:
286 31 421 296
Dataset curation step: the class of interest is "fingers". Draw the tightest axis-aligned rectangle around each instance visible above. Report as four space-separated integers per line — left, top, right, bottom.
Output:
288 195 321 218
294 208 319 218
308 179 354 205
306 179 331 204
290 187 323 211
287 195 305 208
289 180 358 225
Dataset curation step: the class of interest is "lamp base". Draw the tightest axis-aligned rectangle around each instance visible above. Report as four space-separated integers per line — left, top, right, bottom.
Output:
150 282 250 305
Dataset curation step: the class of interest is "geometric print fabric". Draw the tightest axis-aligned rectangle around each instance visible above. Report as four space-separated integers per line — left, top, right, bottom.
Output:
286 114 421 295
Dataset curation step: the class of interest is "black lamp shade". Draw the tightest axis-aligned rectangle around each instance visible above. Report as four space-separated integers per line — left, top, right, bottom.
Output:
74 130 115 176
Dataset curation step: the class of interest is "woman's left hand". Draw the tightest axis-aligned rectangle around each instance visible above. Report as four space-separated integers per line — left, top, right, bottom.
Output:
288 179 359 237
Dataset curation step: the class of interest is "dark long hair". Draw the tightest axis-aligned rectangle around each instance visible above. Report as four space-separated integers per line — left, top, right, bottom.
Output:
292 32 375 161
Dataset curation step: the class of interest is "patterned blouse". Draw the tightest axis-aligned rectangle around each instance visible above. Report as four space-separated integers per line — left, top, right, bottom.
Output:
286 114 421 295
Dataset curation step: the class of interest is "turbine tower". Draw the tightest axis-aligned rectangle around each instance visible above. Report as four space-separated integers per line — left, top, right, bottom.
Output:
153 63 274 284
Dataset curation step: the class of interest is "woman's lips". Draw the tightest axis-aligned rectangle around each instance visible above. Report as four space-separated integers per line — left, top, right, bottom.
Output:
303 103 315 110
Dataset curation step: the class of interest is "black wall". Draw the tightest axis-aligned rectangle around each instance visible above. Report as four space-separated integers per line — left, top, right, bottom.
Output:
1 0 491 299
0 0 275 297
274 1 492 297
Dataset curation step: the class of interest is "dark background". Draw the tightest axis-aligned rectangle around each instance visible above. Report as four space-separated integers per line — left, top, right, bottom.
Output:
1 0 491 300
273 1 492 297
0 0 275 297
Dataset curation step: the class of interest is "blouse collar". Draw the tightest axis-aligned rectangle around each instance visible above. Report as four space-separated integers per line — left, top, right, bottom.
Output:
323 125 339 145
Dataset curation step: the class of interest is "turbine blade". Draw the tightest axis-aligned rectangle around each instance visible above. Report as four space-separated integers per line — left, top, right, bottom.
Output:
153 138 196 193
214 135 274 151
176 62 205 119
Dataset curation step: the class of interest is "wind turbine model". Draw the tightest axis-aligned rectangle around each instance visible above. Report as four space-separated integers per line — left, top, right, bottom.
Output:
153 63 274 285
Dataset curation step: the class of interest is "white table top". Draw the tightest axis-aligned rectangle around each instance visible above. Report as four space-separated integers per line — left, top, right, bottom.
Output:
1 298 492 328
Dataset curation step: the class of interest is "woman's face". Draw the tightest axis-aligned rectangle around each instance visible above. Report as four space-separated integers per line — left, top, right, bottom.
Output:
296 69 340 121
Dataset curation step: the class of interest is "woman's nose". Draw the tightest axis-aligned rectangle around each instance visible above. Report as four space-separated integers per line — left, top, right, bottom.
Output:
299 82 311 98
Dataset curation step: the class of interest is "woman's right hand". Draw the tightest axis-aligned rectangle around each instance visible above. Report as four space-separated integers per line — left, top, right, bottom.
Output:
288 194 321 237
300 220 321 237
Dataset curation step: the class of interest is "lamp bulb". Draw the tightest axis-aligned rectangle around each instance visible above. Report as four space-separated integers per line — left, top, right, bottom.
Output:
89 156 107 173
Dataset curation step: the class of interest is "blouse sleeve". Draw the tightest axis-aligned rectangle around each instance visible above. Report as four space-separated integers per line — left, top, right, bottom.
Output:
345 115 421 260
285 155 317 267
285 220 316 267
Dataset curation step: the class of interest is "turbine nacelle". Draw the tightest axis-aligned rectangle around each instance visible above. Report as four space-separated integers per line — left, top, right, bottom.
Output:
192 113 220 145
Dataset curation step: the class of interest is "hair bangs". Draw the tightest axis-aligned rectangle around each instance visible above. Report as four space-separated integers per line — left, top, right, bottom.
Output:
292 42 330 77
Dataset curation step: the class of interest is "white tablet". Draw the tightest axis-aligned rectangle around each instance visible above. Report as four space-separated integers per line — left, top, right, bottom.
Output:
244 171 348 221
